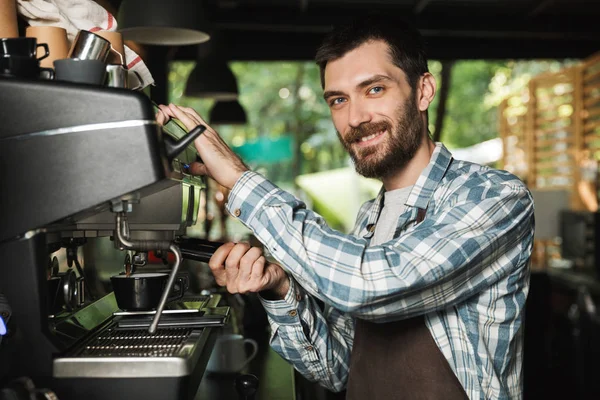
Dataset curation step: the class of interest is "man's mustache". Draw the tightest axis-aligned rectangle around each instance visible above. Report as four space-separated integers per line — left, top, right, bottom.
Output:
345 121 391 143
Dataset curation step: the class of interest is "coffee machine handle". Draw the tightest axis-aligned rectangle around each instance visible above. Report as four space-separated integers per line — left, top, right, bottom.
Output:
163 124 206 162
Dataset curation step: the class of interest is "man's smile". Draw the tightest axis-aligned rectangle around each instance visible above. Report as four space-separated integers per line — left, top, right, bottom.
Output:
355 129 387 147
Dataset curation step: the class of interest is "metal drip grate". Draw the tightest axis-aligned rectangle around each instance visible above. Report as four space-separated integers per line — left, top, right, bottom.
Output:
75 327 193 357
181 295 209 303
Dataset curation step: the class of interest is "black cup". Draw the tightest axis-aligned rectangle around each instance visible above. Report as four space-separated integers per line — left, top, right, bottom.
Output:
53 58 106 85
0 55 54 80
111 273 187 311
0 37 49 60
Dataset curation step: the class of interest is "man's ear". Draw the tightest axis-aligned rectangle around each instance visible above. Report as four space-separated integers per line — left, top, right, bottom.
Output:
417 73 436 112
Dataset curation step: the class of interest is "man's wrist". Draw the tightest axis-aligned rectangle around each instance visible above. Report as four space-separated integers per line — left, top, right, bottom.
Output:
226 167 248 190
260 275 290 301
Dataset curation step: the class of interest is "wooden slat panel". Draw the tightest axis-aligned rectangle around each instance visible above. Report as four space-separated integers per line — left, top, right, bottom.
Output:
535 100 573 115
583 119 600 133
583 134 600 144
536 114 571 126
534 148 575 159
584 107 600 119
583 67 600 83
534 136 574 147
583 81 600 95
535 125 573 136
535 159 574 169
584 95 600 108
527 81 536 186
572 66 585 210
581 51 600 70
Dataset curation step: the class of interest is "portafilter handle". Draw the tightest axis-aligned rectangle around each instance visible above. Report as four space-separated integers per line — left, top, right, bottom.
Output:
177 237 225 263
163 124 206 162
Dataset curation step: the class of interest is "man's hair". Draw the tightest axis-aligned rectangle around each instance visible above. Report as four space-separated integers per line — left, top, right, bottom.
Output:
315 15 429 89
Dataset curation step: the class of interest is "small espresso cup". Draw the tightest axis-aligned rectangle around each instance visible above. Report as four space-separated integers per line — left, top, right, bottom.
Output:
54 59 106 85
111 272 187 311
206 334 258 374
0 37 49 60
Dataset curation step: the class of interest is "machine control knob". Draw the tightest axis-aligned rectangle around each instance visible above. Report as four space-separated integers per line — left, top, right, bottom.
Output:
0 294 11 343
234 374 259 400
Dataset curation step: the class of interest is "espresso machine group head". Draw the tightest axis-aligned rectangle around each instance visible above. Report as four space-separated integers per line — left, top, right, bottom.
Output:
0 78 225 400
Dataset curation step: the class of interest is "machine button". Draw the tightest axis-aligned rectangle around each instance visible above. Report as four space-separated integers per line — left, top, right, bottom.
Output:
288 310 297 317
233 208 242 217
0 316 6 336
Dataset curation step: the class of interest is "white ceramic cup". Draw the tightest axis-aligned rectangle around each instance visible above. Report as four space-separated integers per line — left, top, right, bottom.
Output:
206 334 258 374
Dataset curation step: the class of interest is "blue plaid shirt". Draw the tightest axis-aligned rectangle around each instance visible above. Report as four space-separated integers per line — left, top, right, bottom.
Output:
226 143 534 399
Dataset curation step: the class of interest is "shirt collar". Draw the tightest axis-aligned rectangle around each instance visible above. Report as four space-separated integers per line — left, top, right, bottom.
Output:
365 142 454 228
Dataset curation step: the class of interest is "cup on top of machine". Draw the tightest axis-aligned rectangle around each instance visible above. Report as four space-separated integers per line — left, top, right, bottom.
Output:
0 38 53 80
53 59 106 85
68 30 124 65
25 26 69 69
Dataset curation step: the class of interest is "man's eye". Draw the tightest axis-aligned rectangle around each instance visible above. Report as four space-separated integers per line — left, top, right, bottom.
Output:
369 86 384 94
330 97 345 106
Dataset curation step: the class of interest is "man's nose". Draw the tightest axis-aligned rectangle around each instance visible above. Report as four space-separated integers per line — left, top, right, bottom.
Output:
348 100 372 128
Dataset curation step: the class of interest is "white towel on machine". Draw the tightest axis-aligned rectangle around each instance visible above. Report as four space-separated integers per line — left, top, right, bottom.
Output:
16 0 154 89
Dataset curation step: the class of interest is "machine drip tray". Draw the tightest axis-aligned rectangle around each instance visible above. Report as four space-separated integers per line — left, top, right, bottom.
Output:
53 296 229 379
76 327 194 358
54 319 218 378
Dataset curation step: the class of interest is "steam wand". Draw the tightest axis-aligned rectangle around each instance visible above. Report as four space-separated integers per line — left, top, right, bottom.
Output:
115 213 182 334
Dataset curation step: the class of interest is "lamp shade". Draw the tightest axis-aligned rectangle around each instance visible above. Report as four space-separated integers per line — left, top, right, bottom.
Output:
117 0 210 46
185 61 239 100
209 100 247 125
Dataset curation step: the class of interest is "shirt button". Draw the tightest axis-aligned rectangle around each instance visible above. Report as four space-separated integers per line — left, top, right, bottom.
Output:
296 293 302 301
305 345 314 351
288 310 297 317
233 208 241 217
368 224 376 233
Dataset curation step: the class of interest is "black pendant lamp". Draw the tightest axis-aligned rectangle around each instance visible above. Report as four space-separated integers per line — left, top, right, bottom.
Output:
185 60 239 100
209 100 247 125
117 0 210 46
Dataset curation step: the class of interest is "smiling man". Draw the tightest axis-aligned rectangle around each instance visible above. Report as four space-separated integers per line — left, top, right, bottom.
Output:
157 15 534 400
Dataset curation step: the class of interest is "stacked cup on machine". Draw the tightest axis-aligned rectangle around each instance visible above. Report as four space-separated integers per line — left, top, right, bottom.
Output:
54 29 127 87
96 30 129 88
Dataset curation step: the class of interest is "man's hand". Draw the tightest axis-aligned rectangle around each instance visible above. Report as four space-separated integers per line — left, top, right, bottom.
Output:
156 103 249 190
209 242 290 299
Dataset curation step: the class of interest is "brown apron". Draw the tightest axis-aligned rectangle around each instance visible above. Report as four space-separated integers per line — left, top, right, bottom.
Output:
345 316 469 399
346 207 468 399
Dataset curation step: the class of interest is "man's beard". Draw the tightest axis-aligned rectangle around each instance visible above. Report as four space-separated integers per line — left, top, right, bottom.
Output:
337 97 424 179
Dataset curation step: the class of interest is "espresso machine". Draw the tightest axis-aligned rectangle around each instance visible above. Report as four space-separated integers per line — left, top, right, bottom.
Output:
0 77 230 400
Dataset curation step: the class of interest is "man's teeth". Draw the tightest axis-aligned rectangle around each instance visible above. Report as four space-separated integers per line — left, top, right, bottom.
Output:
360 130 384 142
